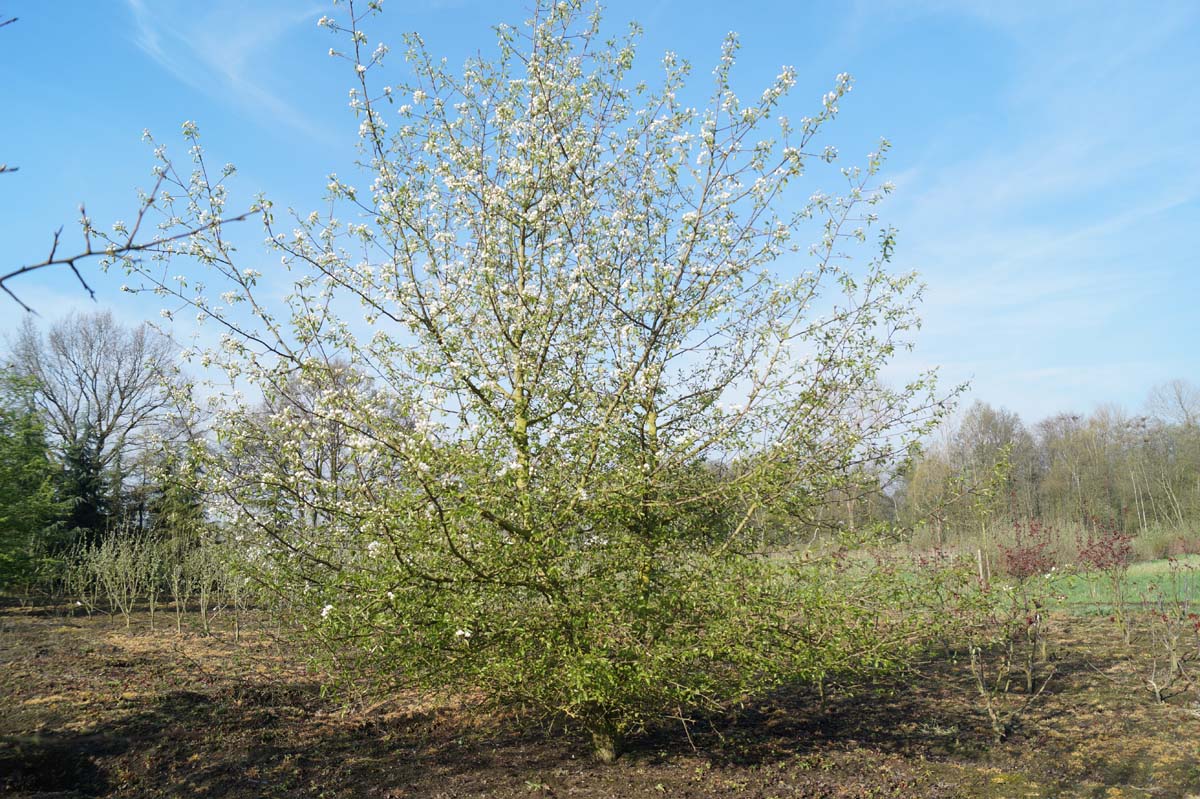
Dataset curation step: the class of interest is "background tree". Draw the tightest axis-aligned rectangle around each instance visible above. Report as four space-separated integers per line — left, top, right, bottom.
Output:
8 310 181 533
951 401 1039 518
0 369 61 586
897 402 1031 547
55 427 110 548
1147 379 1200 429
211 361 404 571
137 402 211 544
1140 385 1199 529
9 310 175 467
897 440 961 546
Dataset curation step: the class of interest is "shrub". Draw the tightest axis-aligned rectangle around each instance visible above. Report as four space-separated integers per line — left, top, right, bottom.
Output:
119 0 951 759
1077 516 1135 642
998 519 1056 581
1142 557 1200 702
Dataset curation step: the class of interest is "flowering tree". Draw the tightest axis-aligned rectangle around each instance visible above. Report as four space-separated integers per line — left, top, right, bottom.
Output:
116 0 951 760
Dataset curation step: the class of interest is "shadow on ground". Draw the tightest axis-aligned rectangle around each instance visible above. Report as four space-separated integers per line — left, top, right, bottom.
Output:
3 607 1200 798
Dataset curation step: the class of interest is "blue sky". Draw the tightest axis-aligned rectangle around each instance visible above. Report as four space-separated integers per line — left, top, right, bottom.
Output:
1 0 1197 424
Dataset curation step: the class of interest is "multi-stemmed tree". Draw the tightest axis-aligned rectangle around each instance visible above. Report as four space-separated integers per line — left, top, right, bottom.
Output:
114 0 950 759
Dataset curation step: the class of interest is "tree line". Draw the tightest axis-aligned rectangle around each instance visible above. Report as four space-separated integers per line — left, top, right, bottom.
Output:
0 311 204 588
891 390 1200 554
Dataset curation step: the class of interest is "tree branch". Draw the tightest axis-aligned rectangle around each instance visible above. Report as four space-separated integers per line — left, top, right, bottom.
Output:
1 206 253 313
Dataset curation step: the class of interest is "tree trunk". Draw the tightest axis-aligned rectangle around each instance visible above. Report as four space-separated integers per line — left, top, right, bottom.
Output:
590 721 622 764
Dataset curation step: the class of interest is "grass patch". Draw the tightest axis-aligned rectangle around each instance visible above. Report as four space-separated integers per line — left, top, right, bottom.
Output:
1052 555 1200 615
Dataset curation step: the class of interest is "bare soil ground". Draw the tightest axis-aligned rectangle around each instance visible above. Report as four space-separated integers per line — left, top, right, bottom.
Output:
3 601 1200 798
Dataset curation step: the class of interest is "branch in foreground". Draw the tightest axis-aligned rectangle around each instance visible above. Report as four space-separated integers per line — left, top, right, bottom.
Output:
1 186 252 313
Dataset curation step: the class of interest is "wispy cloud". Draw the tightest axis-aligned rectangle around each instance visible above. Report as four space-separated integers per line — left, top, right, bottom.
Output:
856 1 1200 418
125 0 327 137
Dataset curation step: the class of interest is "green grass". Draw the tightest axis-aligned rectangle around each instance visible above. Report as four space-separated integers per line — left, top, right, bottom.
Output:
1052 555 1200 615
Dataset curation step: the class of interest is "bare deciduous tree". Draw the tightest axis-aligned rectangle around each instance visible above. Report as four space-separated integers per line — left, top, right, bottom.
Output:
8 310 177 470
1147 379 1200 429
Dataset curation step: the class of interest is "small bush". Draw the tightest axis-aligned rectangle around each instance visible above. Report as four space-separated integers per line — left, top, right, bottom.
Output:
1076 517 1135 643
998 519 1056 581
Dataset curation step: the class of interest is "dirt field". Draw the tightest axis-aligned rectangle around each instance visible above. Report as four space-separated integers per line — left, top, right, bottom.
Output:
3 600 1200 798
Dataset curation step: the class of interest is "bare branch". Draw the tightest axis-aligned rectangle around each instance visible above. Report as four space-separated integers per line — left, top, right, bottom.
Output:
0 209 253 313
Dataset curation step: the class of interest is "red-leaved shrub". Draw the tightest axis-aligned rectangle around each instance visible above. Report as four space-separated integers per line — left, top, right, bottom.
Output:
999 519 1056 581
